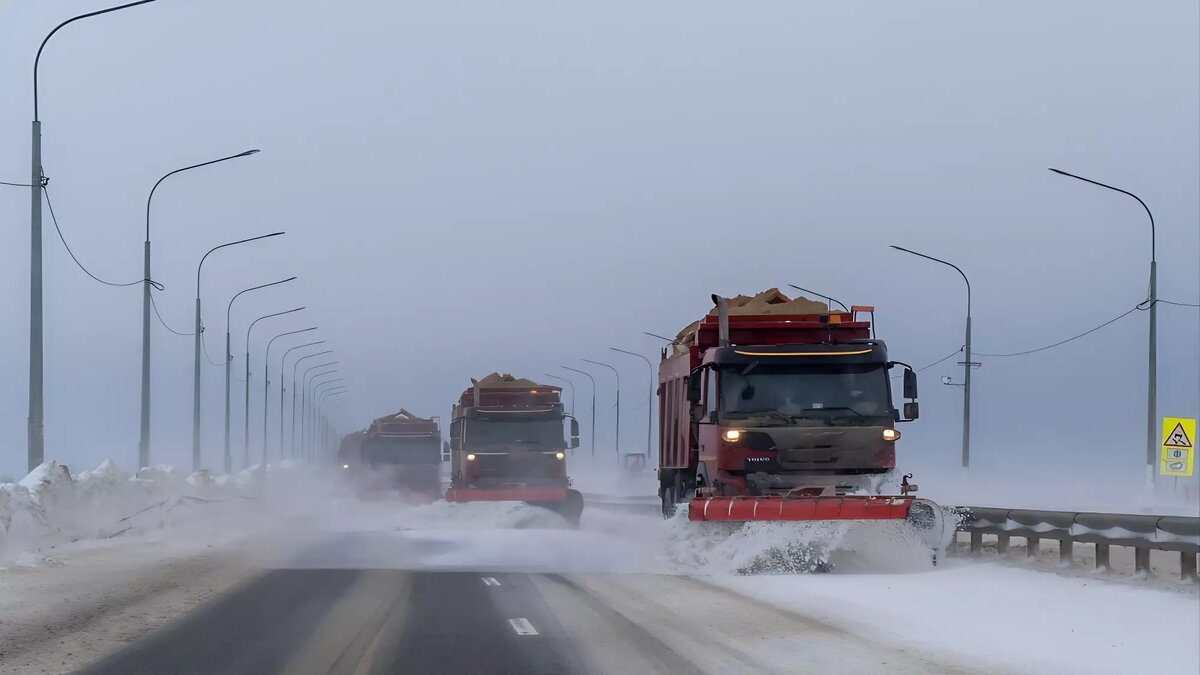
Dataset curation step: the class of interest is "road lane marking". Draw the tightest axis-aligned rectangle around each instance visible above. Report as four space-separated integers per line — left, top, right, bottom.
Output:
482 577 501 586
508 618 538 636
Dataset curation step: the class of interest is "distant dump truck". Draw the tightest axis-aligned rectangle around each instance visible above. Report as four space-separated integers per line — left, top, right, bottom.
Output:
445 373 584 525
340 409 443 499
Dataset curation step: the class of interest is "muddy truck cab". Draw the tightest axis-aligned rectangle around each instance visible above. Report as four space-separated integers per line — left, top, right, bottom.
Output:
446 373 584 524
345 410 443 499
659 290 936 531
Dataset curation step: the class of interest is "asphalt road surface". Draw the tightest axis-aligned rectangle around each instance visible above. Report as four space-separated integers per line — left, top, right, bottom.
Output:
72 533 983 675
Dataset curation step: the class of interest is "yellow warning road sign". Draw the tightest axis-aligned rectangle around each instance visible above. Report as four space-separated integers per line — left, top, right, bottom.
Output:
1160 417 1195 477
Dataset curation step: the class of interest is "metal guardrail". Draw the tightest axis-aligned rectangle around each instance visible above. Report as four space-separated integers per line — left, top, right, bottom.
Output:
955 506 1199 581
581 495 1200 580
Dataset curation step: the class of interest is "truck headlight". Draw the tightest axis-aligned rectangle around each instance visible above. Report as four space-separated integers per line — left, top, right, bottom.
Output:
341 464 350 470
555 451 565 460
466 453 477 462
723 429 742 442
882 429 901 442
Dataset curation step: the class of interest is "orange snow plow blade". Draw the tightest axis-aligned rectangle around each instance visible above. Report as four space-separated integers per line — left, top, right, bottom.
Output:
444 487 567 503
688 495 916 522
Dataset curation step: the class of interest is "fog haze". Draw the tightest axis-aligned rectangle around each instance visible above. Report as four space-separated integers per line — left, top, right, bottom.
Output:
1 1 1197 486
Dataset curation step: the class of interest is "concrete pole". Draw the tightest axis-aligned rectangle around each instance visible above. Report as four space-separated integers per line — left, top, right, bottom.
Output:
610 348 655 461
139 240 151 469
963 314 972 469
28 122 44 472
224 331 232 473
192 297 202 470
563 367 597 457
1147 261 1157 486
584 360 621 462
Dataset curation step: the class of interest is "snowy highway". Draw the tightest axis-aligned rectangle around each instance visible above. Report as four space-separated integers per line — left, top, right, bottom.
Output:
1 476 1197 675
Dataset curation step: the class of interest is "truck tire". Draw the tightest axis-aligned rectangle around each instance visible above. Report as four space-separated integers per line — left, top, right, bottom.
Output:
562 489 584 527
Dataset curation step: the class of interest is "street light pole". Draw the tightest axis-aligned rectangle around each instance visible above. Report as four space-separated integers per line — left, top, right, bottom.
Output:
30 0 167 473
562 367 597 457
1050 168 1158 487
583 360 621 461
263 327 317 465
193 232 284 471
280 341 325 460
610 348 655 461
317 388 348 460
543 374 576 415
308 378 344 460
891 245 973 470
225 277 296 473
142 149 260 468
244 307 305 468
291 355 335 457
301 368 339 459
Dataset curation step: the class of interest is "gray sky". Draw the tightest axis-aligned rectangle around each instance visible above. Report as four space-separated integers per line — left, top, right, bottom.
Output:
1 1 1197 483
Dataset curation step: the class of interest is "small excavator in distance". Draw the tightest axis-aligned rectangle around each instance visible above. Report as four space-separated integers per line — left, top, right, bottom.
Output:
446 373 585 525
657 290 945 545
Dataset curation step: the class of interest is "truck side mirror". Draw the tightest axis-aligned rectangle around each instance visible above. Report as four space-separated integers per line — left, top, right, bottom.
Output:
686 368 703 403
570 419 580 437
570 437 580 449
903 369 918 400
903 401 919 420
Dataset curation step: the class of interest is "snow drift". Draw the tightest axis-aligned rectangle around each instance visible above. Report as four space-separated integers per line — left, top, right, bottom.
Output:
0 459 305 566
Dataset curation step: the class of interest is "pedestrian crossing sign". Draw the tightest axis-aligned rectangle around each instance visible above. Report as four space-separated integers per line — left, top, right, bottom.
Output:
1159 417 1195 477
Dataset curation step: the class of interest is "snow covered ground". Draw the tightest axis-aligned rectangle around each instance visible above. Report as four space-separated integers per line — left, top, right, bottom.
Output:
2 460 1197 674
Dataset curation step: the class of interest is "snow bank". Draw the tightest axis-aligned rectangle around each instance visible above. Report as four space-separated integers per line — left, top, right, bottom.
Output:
0 459 310 566
715 562 1200 675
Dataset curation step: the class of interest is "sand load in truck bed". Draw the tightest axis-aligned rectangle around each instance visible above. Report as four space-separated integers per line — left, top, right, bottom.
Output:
672 288 831 355
370 408 433 427
472 372 544 389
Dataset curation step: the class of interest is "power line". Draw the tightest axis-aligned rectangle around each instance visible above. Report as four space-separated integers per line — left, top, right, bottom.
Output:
1147 299 1200 309
200 326 224 366
975 305 1140 358
149 292 193 336
2 180 33 187
44 185 153 288
891 347 962 379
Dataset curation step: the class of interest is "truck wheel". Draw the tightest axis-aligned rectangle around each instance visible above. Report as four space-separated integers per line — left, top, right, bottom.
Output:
660 475 677 518
562 489 584 527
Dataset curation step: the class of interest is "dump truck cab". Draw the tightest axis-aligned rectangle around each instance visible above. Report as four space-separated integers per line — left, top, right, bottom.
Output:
690 339 917 497
446 375 584 524
659 292 920 513
344 410 443 499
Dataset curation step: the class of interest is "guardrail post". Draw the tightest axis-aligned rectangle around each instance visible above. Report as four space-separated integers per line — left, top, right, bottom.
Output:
996 534 1009 554
970 531 982 554
1095 543 1110 571
1134 547 1151 576
1026 536 1039 558
1182 551 1197 582
1059 539 1073 567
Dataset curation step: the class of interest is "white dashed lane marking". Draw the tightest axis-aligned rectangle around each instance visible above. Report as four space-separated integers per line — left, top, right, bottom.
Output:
507 618 538 636
482 577 500 587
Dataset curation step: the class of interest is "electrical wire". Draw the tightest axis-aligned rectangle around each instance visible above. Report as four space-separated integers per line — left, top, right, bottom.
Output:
891 347 962 379
974 305 1140 357
149 292 193 336
200 327 224 366
1 180 33 187
1144 299 1200 309
44 185 154 288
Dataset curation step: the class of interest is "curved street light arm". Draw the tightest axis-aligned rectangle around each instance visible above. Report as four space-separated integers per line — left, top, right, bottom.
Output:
35 0 164 120
227 277 297 329
1049 168 1155 261
889 245 971 316
147 150 260 240
197 232 284 295
786 284 849 312
246 307 304 350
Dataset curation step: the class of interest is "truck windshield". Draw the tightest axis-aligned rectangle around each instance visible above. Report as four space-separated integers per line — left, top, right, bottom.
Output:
362 436 441 465
467 417 564 447
719 363 890 421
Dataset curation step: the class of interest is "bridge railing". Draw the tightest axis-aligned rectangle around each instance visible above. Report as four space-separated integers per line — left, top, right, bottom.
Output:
954 506 1199 581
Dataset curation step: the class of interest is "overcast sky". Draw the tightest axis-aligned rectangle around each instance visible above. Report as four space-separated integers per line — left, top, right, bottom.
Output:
1 1 1197 485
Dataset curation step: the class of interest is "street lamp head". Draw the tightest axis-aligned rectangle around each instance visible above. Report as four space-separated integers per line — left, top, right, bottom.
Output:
889 245 913 254
239 149 262 157
1048 168 1068 176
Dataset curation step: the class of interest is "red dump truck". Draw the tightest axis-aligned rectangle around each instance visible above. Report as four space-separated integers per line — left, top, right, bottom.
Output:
658 291 943 540
339 410 443 500
446 374 584 525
